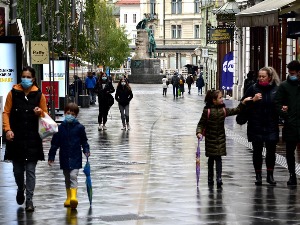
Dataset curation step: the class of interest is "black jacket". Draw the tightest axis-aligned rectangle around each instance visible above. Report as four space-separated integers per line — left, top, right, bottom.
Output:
96 80 115 107
5 89 44 161
243 83 279 142
115 86 133 106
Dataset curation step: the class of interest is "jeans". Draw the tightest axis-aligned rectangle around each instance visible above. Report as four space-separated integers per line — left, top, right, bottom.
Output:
13 160 37 201
98 106 110 125
86 88 96 104
63 169 79 189
118 104 129 125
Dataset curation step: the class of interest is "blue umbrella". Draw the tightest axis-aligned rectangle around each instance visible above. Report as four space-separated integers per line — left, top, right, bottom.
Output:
83 156 92 206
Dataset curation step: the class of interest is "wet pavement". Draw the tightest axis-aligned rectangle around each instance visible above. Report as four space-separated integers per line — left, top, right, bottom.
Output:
1 84 300 225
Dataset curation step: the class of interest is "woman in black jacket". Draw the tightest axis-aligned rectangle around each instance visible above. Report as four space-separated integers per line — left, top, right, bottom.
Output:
95 72 115 130
242 66 280 186
115 77 133 130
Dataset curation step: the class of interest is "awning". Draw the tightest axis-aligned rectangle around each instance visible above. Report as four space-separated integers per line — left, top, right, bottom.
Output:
236 0 297 27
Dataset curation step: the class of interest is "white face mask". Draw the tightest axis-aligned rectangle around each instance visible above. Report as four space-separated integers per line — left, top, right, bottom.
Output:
121 82 126 86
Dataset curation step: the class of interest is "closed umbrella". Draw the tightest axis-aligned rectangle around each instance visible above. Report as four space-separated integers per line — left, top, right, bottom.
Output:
83 157 92 206
196 139 201 186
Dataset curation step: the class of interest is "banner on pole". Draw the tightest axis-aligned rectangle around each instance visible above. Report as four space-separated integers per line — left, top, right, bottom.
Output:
31 41 49 64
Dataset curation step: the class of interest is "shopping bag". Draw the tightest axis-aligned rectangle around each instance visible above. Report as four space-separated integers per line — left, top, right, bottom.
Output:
38 114 58 139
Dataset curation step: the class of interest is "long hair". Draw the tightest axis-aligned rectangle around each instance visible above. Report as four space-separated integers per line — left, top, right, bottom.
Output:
204 89 221 107
259 66 280 86
22 66 39 88
117 78 131 91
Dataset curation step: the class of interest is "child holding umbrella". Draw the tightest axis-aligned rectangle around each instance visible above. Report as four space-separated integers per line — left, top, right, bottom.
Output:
196 90 251 187
48 103 90 209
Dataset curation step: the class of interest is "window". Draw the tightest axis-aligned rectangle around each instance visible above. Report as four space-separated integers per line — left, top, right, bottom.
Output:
195 0 200 13
124 14 127 23
150 0 156 15
177 0 182 14
171 25 176 38
171 0 176 14
194 25 200 38
177 25 181 38
133 14 136 23
171 0 182 14
171 25 182 39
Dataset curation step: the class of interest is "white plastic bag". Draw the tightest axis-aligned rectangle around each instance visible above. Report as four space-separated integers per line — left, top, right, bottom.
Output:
38 114 58 139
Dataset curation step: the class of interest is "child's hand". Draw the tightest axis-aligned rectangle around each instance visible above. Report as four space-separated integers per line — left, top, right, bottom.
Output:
48 160 54 166
85 152 90 157
197 133 203 140
242 97 253 104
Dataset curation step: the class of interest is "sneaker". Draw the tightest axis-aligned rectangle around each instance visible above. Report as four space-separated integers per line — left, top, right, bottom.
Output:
126 124 131 130
25 200 35 212
16 187 25 205
102 125 107 130
121 126 126 130
98 124 103 131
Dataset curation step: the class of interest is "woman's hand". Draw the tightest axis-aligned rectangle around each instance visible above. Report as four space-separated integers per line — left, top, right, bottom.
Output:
242 97 253 104
33 107 42 116
252 93 262 102
48 160 54 166
85 152 90 157
282 105 288 112
6 130 14 141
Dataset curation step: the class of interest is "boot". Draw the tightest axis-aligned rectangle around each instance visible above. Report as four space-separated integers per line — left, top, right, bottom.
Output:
266 170 276 185
287 173 297 186
64 188 71 207
255 171 262 186
70 188 78 209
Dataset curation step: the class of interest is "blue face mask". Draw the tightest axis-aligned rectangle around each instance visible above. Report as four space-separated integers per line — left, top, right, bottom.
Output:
21 78 33 89
102 77 107 81
289 75 298 81
64 114 76 123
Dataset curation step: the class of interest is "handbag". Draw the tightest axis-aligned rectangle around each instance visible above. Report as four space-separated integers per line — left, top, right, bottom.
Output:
107 94 114 107
236 108 248 125
38 114 58 139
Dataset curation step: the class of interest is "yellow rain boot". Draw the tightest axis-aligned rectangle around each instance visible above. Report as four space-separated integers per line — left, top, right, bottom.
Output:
64 188 71 207
70 188 78 209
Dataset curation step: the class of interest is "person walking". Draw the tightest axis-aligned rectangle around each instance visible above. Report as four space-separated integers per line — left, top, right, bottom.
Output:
196 90 251 188
3 66 48 212
196 73 205 95
186 74 194 94
275 60 300 185
162 75 169 96
178 75 185 97
48 103 90 209
171 72 180 98
243 70 256 95
242 67 280 186
115 78 133 130
95 72 115 131
85 72 97 105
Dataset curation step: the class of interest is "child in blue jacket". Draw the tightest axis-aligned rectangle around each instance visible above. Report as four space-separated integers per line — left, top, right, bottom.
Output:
48 103 90 209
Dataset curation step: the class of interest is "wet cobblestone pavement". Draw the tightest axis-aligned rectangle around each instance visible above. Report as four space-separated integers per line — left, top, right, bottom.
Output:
1 84 300 225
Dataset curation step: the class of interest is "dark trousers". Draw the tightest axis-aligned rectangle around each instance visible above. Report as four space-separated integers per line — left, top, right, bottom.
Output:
208 156 222 180
163 88 167 96
172 85 178 97
286 141 298 174
252 141 276 172
98 106 110 125
187 84 191 93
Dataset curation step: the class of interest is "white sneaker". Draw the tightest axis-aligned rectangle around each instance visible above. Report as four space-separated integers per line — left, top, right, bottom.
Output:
98 124 103 131
102 125 107 130
121 126 126 130
126 123 131 130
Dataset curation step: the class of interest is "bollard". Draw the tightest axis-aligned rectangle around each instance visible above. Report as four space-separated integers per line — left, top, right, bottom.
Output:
79 95 90 108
